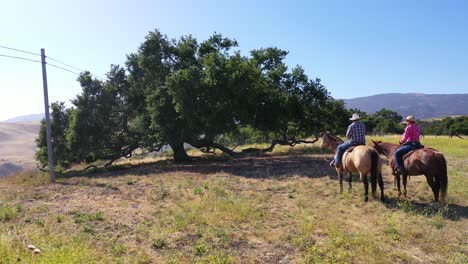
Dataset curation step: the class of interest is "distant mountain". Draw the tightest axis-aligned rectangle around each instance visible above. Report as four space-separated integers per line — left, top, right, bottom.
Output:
343 93 468 119
4 113 44 123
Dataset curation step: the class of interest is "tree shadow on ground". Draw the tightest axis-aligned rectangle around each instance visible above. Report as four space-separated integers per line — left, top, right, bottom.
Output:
384 196 468 221
60 154 337 180
57 153 468 221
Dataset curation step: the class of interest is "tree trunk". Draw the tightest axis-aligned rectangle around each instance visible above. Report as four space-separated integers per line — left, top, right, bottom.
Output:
170 141 191 162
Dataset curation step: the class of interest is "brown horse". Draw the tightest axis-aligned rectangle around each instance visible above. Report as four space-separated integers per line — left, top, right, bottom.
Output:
371 140 447 204
320 133 384 202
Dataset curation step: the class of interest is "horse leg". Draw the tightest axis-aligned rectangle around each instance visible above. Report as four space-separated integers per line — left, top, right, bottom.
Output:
371 171 377 199
402 174 408 197
348 172 352 191
425 174 440 203
394 174 402 197
378 173 385 202
337 169 343 194
363 175 369 202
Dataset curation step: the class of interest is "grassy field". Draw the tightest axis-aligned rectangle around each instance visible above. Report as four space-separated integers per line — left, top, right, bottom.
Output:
0 136 466 263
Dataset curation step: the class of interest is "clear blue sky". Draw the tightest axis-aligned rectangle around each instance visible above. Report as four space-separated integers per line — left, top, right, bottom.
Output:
1 0 467 120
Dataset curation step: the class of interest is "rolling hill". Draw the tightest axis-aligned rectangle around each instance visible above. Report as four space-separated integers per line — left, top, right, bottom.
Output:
3 113 43 123
343 93 468 119
0 122 40 176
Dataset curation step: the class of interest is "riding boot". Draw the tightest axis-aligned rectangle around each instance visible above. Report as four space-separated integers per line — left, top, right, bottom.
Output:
395 166 405 175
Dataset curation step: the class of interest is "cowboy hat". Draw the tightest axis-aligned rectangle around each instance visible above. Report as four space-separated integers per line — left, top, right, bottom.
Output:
350 113 361 121
405 115 415 122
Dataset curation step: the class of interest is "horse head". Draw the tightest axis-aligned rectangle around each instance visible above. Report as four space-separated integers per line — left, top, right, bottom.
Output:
320 131 343 150
319 131 332 149
371 139 383 152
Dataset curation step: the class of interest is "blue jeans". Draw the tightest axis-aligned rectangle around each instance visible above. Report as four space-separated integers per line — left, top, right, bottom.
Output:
394 142 420 168
335 141 352 165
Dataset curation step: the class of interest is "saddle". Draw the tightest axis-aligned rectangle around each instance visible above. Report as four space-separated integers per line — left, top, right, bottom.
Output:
402 144 425 159
345 143 365 153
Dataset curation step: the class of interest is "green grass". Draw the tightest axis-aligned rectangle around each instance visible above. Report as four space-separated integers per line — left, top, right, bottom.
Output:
0 204 18 222
369 135 468 158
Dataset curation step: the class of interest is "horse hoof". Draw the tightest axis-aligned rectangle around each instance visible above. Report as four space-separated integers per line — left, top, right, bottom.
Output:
432 202 440 209
365 197 369 202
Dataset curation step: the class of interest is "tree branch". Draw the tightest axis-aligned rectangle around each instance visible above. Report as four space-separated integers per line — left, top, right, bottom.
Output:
242 135 319 153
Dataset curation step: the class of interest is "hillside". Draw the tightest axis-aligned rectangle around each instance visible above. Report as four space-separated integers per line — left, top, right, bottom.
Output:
3 113 43 123
343 93 468 119
0 122 40 177
0 137 467 263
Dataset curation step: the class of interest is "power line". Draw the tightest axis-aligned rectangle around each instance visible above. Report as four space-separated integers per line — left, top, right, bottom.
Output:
47 55 105 80
0 53 81 76
47 56 85 73
0 53 41 63
0 45 41 57
47 62 81 76
0 44 105 80
0 53 80 76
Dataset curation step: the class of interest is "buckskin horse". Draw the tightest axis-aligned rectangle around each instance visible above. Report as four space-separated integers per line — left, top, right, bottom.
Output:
371 140 447 204
320 133 384 202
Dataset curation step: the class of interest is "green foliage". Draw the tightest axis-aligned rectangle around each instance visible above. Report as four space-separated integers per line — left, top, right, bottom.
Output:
88 212 105 222
249 48 335 143
345 108 404 135
157 186 170 201
372 108 404 134
126 177 136 185
420 116 468 136
194 240 209 256
151 238 168 249
73 211 104 224
56 214 64 223
35 29 348 165
0 205 18 222
111 242 126 256
35 102 74 170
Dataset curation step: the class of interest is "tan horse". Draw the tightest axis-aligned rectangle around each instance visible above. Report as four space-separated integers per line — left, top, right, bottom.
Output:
320 133 385 202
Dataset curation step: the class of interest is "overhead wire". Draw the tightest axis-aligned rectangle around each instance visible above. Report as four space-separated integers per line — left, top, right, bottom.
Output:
0 53 41 63
0 44 105 80
47 55 105 80
47 56 86 73
0 45 41 57
47 62 81 76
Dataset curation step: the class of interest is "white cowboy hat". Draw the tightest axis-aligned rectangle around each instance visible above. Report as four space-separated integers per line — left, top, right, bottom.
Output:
405 115 415 122
350 113 361 121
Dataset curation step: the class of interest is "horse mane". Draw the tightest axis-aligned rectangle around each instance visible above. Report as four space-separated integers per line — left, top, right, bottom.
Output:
371 140 392 157
325 133 344 144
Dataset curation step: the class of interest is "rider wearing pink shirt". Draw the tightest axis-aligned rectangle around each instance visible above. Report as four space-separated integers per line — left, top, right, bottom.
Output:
394 115 422 174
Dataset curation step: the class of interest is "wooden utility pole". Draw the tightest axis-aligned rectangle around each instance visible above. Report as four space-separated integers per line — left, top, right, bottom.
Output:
40 48 55 183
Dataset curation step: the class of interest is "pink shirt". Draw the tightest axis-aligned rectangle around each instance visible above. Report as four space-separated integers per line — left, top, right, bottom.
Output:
400 123 421 143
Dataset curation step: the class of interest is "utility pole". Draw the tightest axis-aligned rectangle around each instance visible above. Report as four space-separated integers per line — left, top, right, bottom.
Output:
40 48 55 183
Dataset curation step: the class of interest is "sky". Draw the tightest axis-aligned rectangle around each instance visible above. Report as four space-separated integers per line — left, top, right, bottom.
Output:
0 0 467 121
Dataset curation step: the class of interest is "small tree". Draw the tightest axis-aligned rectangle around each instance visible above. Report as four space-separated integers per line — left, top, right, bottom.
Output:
35 102 74 171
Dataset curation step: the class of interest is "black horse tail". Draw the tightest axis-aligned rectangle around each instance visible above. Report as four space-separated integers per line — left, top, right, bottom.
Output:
370 150 378 195
436 152 448 204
